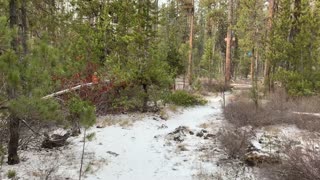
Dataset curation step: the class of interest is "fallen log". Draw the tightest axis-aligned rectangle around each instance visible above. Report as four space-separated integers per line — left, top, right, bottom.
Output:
42 82 94 99
42 79 110 99
41 132 71 149
293 112 320 118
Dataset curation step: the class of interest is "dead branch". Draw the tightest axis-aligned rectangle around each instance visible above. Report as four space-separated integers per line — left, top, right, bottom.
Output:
20 119 42 136
293 112 320 118
42 80 110 99
42 82 95 99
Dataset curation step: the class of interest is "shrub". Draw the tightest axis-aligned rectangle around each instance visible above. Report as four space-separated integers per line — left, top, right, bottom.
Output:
218 128 252 159
67 97 96 128
263 143 320 180
165 90 207 107
274 69 317 97
224 90 320 132
86 132 96 141
202 79 232 92
7 169 16 179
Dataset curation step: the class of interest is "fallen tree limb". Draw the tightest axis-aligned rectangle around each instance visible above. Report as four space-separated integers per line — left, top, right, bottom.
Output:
42 82 94 99
0 82 95 109
293 112 320 118
20 119 42 136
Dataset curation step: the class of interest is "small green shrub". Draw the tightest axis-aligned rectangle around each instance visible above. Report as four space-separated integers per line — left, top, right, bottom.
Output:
67 97 96 128
7 169 16 179
86 132 96 141
165 90 207 107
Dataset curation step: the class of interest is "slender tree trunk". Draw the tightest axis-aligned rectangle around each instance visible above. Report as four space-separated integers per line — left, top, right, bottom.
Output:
8 115 20 165
225 0 233 82
187 0 194 86
264 0 274 92
79 128 86 180
8 0 20 165
142 84 148 112
21 0 28 56
250 48 255 83
9 0 18 52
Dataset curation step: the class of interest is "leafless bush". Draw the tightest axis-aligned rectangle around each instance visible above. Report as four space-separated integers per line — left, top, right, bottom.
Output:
218 128 252 159
262 142 320 180
202 79 232 93
224 89 320 132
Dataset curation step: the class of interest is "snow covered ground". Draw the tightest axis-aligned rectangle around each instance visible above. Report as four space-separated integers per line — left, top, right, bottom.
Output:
1 94 229 180
83 95 225 180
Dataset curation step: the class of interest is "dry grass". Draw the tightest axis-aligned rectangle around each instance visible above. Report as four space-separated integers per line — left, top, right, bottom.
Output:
202 79 232 93
224 89 320 132
97 115 140 128
198 123 210 129
218 128 253 159
262 141 320 180
223 88 320 180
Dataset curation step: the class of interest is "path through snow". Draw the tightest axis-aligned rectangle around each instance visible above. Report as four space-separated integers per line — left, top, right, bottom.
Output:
82 95 226 180
0 94 228 180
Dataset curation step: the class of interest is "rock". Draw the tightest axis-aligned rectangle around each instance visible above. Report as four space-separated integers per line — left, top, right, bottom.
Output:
96 125 104 128
173 135 184 142
166 126 193 142
177 144 189 151
71 128 81 137
244 151 280 166
172 167 178 171
158 124 168 129
197 147 208 151
204 134 215 139
107 151 119 157
201 129 208 133
160 113 169 120
196 132 204 137
189 131 194 135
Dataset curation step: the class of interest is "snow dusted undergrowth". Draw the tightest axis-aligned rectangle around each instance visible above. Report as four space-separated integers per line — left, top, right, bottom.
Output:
2 89 317 180
0 94 230 180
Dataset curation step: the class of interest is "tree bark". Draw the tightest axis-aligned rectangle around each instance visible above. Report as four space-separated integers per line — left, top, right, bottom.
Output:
225 0 233 82
250 48 255 83
8 0 20 165
21 0 28 56
9 0 18 52
264 0 275 92
187 0 194 86
142 83 148 112
8 115 20 165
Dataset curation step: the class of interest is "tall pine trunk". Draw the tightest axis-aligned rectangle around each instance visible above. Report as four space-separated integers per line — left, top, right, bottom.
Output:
21 0 28 56
187 0 194 86
264 0 275 92
225 0 233 82
8 0 20 165
8 115 20 165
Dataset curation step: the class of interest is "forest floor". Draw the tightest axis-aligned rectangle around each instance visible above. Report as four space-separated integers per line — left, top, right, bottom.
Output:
1 92 235 180
1 82 319 180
